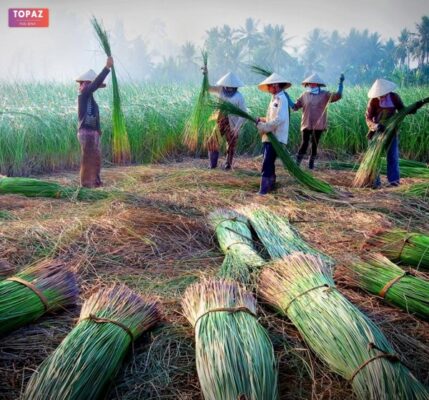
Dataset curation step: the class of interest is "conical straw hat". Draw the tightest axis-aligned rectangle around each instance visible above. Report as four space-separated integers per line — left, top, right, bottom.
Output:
302 73 326 86
75 69 106 87
216 72 244 88
367 78 397 98
258 73 292 92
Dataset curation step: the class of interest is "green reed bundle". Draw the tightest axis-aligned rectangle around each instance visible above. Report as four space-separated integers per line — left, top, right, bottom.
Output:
399 182 429 199
0 177 109 201
0 259 78 336
259 253 428 399
209 99 337 195
349 253 429 319
24 285 160 400
363 229 429 270
245 207 334 267
353 97 429 188
183 51 213 153
182 278 278 400
92 17 131 164
209 209 265 284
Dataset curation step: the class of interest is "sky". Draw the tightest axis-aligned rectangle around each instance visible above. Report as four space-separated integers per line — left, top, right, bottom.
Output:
0 0 427 81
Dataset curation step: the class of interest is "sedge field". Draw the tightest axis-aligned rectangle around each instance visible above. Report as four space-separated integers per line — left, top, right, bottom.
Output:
0 83 428 176
0 157 428 399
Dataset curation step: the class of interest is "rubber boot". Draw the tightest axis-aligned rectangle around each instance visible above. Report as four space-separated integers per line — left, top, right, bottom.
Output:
296 154 304 166
269 175 277 191
208 151 219 169
309 158 315 170
258 177 271 195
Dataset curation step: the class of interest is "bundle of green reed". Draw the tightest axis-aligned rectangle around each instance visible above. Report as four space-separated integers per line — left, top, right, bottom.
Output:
209 99 337 195
24 284 160 400
363 229 429 270
353 97 429 188
0 259 78 336
209 209 265 285
399 182 429 199
259 252 428 399
244 207 335 268
182 278 278 400
0 177 109 201
92 17 131 164
348 253 429 320
183 51 213 153
250 64 272 77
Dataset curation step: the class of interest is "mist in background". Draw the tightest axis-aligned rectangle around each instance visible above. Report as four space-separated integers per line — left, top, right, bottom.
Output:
0 0 428 84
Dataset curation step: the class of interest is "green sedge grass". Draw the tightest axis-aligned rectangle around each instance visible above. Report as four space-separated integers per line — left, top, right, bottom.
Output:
24 284 160 400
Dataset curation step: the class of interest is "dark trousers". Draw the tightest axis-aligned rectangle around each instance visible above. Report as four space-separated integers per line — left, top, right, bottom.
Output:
297 129 324 159
261 142 277 178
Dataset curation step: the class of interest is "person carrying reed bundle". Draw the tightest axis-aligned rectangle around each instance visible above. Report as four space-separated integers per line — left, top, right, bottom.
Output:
256 73 292 195
75 57 113 188
203 67 247 170
365 78 408 188
292 73 344 170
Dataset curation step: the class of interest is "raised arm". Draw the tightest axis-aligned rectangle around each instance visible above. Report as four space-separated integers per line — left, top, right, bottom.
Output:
202 65 220 94
84 57 113 94
329 74 344 103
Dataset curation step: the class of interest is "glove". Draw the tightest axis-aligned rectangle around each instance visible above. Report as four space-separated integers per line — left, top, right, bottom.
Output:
367 131 375 140
339 73 345 83
376 123 386 133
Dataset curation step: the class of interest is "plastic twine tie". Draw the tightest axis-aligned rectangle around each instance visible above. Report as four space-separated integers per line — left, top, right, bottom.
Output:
379 271 410 298
214 217 249 234
81 313 134 341
194 306 257 328
6 277 50 312
285 284 332 314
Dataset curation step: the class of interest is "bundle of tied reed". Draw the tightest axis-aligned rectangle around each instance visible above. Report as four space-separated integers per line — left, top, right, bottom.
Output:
209 209 265 285
24 284 160 400
348 253 429 320
244 207 334 268
183 51 213 153
363 229 429 270
353 97 429 188
0 177 109 201
92 17 131 164
0 259 78 336
209 99 337 195
259 252 428 399
182 278 278 400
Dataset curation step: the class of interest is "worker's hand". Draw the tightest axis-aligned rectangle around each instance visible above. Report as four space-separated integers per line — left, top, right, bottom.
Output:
106 56 114 69
376 123 386 133
256 117 266 123
201 65 208 75
339 73 345 83
367 131 375 140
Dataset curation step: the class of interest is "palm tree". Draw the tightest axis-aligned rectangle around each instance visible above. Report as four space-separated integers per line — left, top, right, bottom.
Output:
302 29 328 74
236 18 262 63
415 16 429 66
396 29 411 68
180 41 197 66
258 24 293 71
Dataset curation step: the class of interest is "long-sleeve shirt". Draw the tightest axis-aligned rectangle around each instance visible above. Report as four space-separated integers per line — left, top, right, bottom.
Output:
209 87 247 133
257 91 290 144
294 90 342 131
365 92 404 132
77 67 110 131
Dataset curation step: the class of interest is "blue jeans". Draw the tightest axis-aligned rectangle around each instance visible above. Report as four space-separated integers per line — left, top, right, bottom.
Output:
261 142 277 178
375 135 400 186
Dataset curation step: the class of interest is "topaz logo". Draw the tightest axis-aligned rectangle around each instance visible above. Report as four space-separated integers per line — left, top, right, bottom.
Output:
8 8 49 28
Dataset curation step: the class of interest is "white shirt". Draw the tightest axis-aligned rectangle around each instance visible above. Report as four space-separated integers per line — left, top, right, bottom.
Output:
209 87 247 133
257 91 290 144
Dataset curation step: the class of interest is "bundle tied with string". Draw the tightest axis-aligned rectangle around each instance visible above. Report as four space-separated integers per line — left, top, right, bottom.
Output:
363 229 429 270
259 252 428 399
0 259 78 336
182 278 278 400
24 285 160 400
208 98 337 195
348 253 429 320
209 209 266 285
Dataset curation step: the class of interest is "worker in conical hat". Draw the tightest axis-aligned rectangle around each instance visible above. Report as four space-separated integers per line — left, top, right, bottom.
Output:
256 72 293 195
366 78 404 188
292 72 345 170
75 57 113 188
202 67 247 170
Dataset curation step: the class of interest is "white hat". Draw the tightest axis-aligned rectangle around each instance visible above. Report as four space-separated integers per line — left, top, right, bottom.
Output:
258 73 292 92
367 78 397 98
302 73 326 87
75 69 106 87
215 72 244 88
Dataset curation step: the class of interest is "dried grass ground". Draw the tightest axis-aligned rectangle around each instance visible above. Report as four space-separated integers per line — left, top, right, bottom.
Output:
0 156 428 400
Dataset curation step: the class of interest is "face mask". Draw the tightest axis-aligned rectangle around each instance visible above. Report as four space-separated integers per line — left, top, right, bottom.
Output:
306 86 320 95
